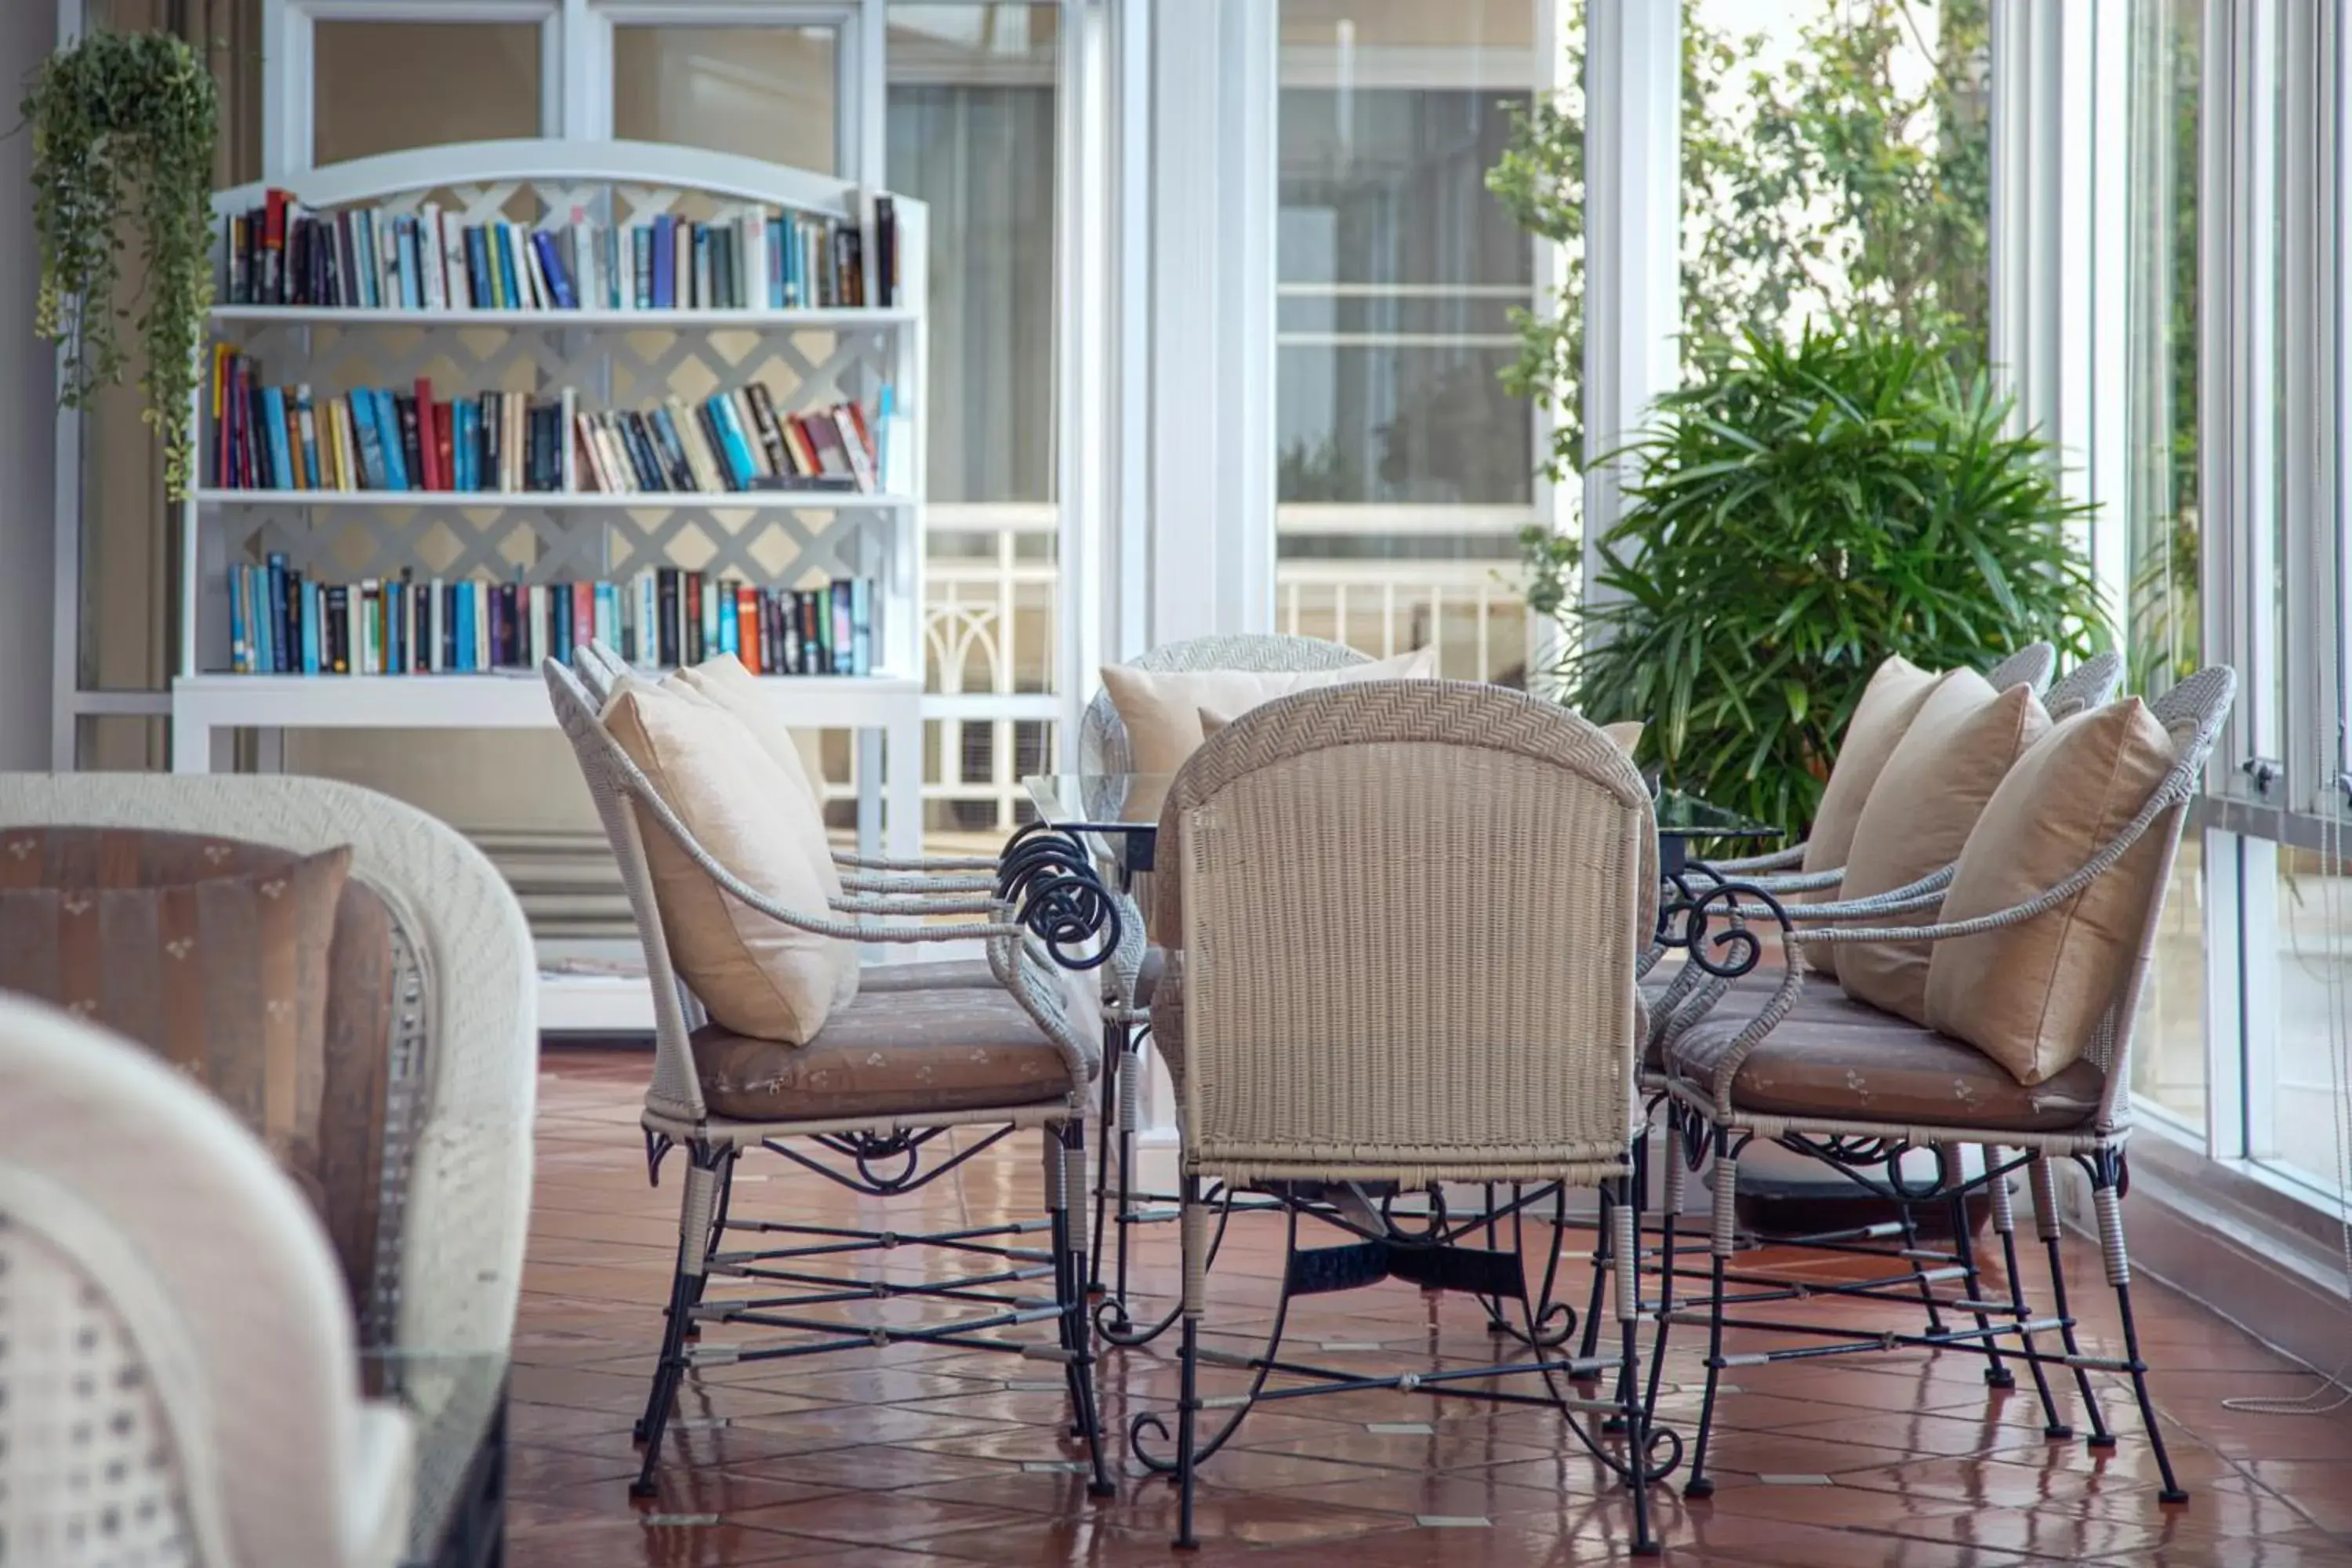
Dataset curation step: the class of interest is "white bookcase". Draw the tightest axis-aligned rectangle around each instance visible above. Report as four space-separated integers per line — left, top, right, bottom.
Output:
176 139 929 1023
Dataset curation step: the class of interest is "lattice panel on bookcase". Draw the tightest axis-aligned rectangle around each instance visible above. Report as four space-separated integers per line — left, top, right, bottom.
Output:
220 504 884 593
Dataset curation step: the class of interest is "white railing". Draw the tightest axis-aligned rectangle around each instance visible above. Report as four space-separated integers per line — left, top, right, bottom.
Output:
908 507 1539 844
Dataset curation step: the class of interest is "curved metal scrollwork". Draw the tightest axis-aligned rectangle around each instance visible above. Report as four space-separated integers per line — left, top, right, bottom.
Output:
1654 869 1790 980
995 823 1123 972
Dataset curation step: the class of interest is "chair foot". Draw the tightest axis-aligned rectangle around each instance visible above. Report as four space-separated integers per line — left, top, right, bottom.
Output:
2044 1423 2074 1440
628 1479 658 1501
2087 1433 2119 1451
1090 1479 1120 1499
1985 1367 2016 1389
2160 1489 2190 1506
1684 1476 1715 1500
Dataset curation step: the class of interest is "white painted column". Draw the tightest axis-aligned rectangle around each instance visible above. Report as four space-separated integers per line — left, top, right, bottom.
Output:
1145 0 1276 646
1578 0 1680 615
1989 0 2131 638
2 3 58 771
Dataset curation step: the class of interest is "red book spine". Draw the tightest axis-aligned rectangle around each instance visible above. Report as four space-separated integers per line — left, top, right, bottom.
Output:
572 581 594 654
738 584 761 674
412 378 439 488
434 401 455 495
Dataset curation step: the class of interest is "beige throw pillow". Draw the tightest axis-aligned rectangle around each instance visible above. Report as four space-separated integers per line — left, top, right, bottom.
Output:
1198 705 1236 743
1600 720 1644 755
603 675 858 1042
1102 646 1438 775
670 653 827 804
1925 699 2177 1084
1835 670 2051 1022
1796 657 1940 980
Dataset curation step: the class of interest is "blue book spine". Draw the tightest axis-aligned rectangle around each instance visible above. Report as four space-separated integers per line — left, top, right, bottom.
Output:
532 230 578 310
265 553 289 673
303 582 322 673
781 218 798 307
717 583 739 655
373 390 412 491
228 563 248 673
552 581 571 664
652 216 674 308
354 212 378 308
397 219 422 309
851 578 872 676
767 216 784 308
453 583 472 673
245 568 266 675
464 227 492 310
709 397 758 488
260 385 293 489
294 387 321 489
457 401 477 490
597 581 616 648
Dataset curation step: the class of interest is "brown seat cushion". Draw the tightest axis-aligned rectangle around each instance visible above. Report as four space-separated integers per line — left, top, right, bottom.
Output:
1836 672 2052 1022
691 985 1076 1121
1926 698 2179 1085
858 957 1000 993
0 826 397 1321
1664 1007 2104 1133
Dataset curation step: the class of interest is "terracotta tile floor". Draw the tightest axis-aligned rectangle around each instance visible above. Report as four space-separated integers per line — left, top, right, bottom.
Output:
510 1047 2352 1566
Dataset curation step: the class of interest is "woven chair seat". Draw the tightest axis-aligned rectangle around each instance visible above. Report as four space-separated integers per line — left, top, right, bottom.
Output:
858 956 1000 993
691 985 1076 1120
1641 967 1905 1029
1664 1007 2105 1133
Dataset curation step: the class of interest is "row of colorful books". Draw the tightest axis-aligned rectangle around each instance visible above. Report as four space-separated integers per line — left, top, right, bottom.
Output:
221 191 897 312
209 350 891 495
228 559 875 677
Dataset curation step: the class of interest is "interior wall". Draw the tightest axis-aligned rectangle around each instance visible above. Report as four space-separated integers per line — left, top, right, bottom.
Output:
0 2 58 770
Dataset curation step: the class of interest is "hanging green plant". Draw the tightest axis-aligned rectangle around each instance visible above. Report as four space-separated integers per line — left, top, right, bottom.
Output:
25 30 219 500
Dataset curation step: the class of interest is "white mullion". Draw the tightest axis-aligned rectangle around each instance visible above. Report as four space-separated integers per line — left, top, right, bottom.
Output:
2205 826 2249 1160
1055 0 1106 753
2339 0 2352 792
2284 0 2333 810
2245 0 2282 771
1110 0 1149 660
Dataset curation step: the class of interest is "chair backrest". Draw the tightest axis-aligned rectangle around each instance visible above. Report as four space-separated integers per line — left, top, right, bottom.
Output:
1080 634 1371 776
0 775 535 1366
2091 664 2237 1129
1984 641 2056 695
2045 649 2123 718
542 658 717 1124
1153 681 1655 1187
0 993 413 1568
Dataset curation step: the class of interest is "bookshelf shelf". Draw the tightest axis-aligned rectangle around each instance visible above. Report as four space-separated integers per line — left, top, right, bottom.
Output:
194 488 915 510
212 305 917 329
170 139 931 880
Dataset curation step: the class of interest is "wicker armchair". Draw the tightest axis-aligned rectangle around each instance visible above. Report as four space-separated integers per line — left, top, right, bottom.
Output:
1138 681 1668 1553
1657 666 2236 1504
0 772 535 1561
1074 633 1372 1342
0 992 415 1567
541 659 1121 1499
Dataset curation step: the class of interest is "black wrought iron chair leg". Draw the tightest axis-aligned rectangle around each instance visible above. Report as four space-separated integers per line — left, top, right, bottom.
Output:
2092 1152 2188 1504
681 1149 738 1341
633 1142 724 1497
1172 1174 1203 1552
1896 1189 1949 1337
1642 1111 1685 1421
1059 1121 1120 1498
1089 1022 1122 1298
1576 1182 1613 1380
2031 1153 2115 1447
1615 1182 1661 1557
1685 1129 1740 1500
1985 1145 2069 1438
1946 1178 2014 1390
1114 1030 1145 1311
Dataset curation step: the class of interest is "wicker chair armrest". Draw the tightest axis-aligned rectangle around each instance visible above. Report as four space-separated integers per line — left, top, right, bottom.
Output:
837 870 999 894
1736 865 1846 894
1735 866 1955 924
834 851 1000 873
830 895 1004 917
1711 842 1808 874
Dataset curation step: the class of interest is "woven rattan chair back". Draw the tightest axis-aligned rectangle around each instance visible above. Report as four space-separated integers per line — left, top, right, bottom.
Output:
1985 642 2057 695
2085 666 2236 1128
1153 680 1656 1188
0 994 415 1568
543 658 717 1125
1080 634 1371 777
2045 650 2123 719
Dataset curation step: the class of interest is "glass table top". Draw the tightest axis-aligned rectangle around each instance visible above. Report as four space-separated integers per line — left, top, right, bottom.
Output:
1023 771 1777 839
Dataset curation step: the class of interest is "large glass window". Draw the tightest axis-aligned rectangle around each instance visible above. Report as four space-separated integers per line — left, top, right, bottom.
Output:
887 4 1060 841
612 24 839 172
314 21 543 165
1276 0 1538 684
2124 0 2208 1127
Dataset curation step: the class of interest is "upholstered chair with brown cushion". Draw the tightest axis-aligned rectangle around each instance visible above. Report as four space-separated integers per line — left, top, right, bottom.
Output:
0 771 536 1562
0 993 414 1568
1143 681 1662 1552
1656 667 2235 1510
542 658 1118 1501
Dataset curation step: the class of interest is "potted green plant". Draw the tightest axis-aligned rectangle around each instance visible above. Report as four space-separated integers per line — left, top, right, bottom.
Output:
1558 322 2103 833
25 29 219 500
